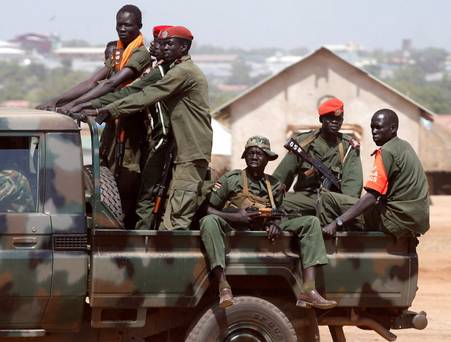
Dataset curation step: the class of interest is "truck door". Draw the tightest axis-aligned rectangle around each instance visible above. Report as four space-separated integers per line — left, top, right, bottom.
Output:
0 135 53 327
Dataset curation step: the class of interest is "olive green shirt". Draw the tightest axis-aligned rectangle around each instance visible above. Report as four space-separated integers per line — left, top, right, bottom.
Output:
273 130 363 198
105 55 212 163
92 64 170 143
369 137 430 235
104 46 151 75
98 45 152 173
210 169 284 210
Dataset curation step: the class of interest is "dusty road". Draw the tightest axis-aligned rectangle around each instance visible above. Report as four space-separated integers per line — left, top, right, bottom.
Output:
319 195 451 341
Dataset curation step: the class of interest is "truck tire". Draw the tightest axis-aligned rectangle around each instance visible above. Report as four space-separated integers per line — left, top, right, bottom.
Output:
185 296 298 342
83 165 124 227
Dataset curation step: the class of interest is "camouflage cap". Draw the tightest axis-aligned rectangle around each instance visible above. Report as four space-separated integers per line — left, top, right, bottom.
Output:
241 135 278 161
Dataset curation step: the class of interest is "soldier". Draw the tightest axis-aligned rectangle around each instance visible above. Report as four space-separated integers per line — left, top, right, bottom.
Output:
274 98 363 216
0 170 34 213
80 26 212 230
71 25 174 229
36 5 151 228
36 4 150 112
321 109 430 237
200 136 337 309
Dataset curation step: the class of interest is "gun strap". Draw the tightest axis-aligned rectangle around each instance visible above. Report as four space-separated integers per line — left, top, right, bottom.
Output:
338 141 345 164
299 130 320 148
264 176 276 209
241 169 249 196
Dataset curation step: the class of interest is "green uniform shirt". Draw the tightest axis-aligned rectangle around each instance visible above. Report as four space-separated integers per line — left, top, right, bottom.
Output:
0 170 34 212
368 137 430 235
273 130 363 198
105 55 212 163
104 46 151 75
210 169 284 210
92 64 171 144
99 46 152 173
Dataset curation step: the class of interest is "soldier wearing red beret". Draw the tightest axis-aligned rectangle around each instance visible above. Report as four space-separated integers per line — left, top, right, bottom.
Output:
273 98 363 217
78 26 212 231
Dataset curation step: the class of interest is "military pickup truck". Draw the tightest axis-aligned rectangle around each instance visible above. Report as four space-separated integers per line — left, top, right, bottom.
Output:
0 108 427 341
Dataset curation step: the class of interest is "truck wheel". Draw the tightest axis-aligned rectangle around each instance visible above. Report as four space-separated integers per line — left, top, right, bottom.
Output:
185 296 298 342
83 165 124 227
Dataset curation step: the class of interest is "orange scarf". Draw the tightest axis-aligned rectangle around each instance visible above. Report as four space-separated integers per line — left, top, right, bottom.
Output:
115 33 144 71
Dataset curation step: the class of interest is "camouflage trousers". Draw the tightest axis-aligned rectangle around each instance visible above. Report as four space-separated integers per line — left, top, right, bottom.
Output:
318 191 415 237
283 191 318 216
160 160 209 230
135 143 170 230
199 214 328 271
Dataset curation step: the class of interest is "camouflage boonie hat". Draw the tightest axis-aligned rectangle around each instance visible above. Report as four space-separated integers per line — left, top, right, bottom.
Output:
241 135 278 161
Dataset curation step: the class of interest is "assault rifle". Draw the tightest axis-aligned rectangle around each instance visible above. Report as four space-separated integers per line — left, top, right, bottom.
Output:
150 139 175 229
284 138 341 191
222 207 286 230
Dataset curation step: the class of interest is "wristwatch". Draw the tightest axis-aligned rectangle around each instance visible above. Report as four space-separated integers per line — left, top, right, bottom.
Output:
335 217 344 229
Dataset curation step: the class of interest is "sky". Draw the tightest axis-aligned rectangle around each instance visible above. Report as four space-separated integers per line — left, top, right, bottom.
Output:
1 0 450 51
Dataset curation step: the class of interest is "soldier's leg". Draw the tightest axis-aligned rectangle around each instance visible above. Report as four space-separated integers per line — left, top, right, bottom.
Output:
116 168 141 229
160 160 209 230
318 191 361 228
280 216 336 309
200 214 235 307
283 191 317 216
135 145 168 230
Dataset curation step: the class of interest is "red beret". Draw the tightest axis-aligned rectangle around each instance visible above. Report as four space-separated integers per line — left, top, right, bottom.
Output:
153 25 173 39
318 98 344 116
158 26 193 41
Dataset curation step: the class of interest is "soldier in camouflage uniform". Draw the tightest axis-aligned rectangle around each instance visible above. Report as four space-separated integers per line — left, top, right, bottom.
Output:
200 136 337 309
321 109 430 238
0 170 34 213
82 26 212 231
273 98 363 216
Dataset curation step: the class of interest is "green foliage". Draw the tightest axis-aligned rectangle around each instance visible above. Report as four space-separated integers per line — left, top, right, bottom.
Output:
0 61 89 105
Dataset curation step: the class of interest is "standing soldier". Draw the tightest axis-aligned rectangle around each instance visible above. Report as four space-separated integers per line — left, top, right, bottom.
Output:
200 136 337 309
80 26 212 230
72 25 174 229
273 98 363 215
37 5 151 227
321 109 430 237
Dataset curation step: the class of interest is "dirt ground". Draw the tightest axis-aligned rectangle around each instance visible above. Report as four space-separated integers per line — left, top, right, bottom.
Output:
319 195 451 341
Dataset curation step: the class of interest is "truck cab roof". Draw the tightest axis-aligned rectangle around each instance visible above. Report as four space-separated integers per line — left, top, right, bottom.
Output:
0 107 79 132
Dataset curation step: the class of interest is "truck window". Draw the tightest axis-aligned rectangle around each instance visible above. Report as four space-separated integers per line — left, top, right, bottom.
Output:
0 136 39 212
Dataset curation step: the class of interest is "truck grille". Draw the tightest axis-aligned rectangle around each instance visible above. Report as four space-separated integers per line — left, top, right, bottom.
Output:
53 234 88 250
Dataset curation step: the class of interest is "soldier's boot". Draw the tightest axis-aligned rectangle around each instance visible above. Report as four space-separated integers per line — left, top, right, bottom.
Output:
219 287 234 308
296 289 337 309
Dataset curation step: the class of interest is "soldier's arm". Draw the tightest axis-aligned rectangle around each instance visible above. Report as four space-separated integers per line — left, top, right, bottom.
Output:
104 67 189 119
341 147 363 198
36 66 110 110
273 153 299 189
90 69 164 108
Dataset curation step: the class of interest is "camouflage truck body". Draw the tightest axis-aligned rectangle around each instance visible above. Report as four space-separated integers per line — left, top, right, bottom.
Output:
0 109 426 341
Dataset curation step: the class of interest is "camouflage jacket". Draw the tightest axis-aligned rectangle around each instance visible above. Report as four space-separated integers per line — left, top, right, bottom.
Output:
0 170 34 212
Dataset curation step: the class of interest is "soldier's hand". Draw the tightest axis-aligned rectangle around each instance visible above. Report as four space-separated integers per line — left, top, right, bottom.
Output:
266 223 281 242
69 112 87 122
322 222 337 238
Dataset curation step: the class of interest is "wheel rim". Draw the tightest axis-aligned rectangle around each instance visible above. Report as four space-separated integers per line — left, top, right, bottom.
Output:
223 323 272 342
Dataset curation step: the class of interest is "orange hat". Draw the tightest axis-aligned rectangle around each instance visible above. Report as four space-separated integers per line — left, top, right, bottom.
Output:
158 26 193 41
153 25 173 39
318 98 344 116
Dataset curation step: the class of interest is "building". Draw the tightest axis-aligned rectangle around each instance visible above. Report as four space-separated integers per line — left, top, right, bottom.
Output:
212 47 451 193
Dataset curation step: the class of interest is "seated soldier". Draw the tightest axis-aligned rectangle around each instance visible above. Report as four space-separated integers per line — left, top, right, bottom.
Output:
200 136 337 309
321 109 430 238
0 170 33 213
